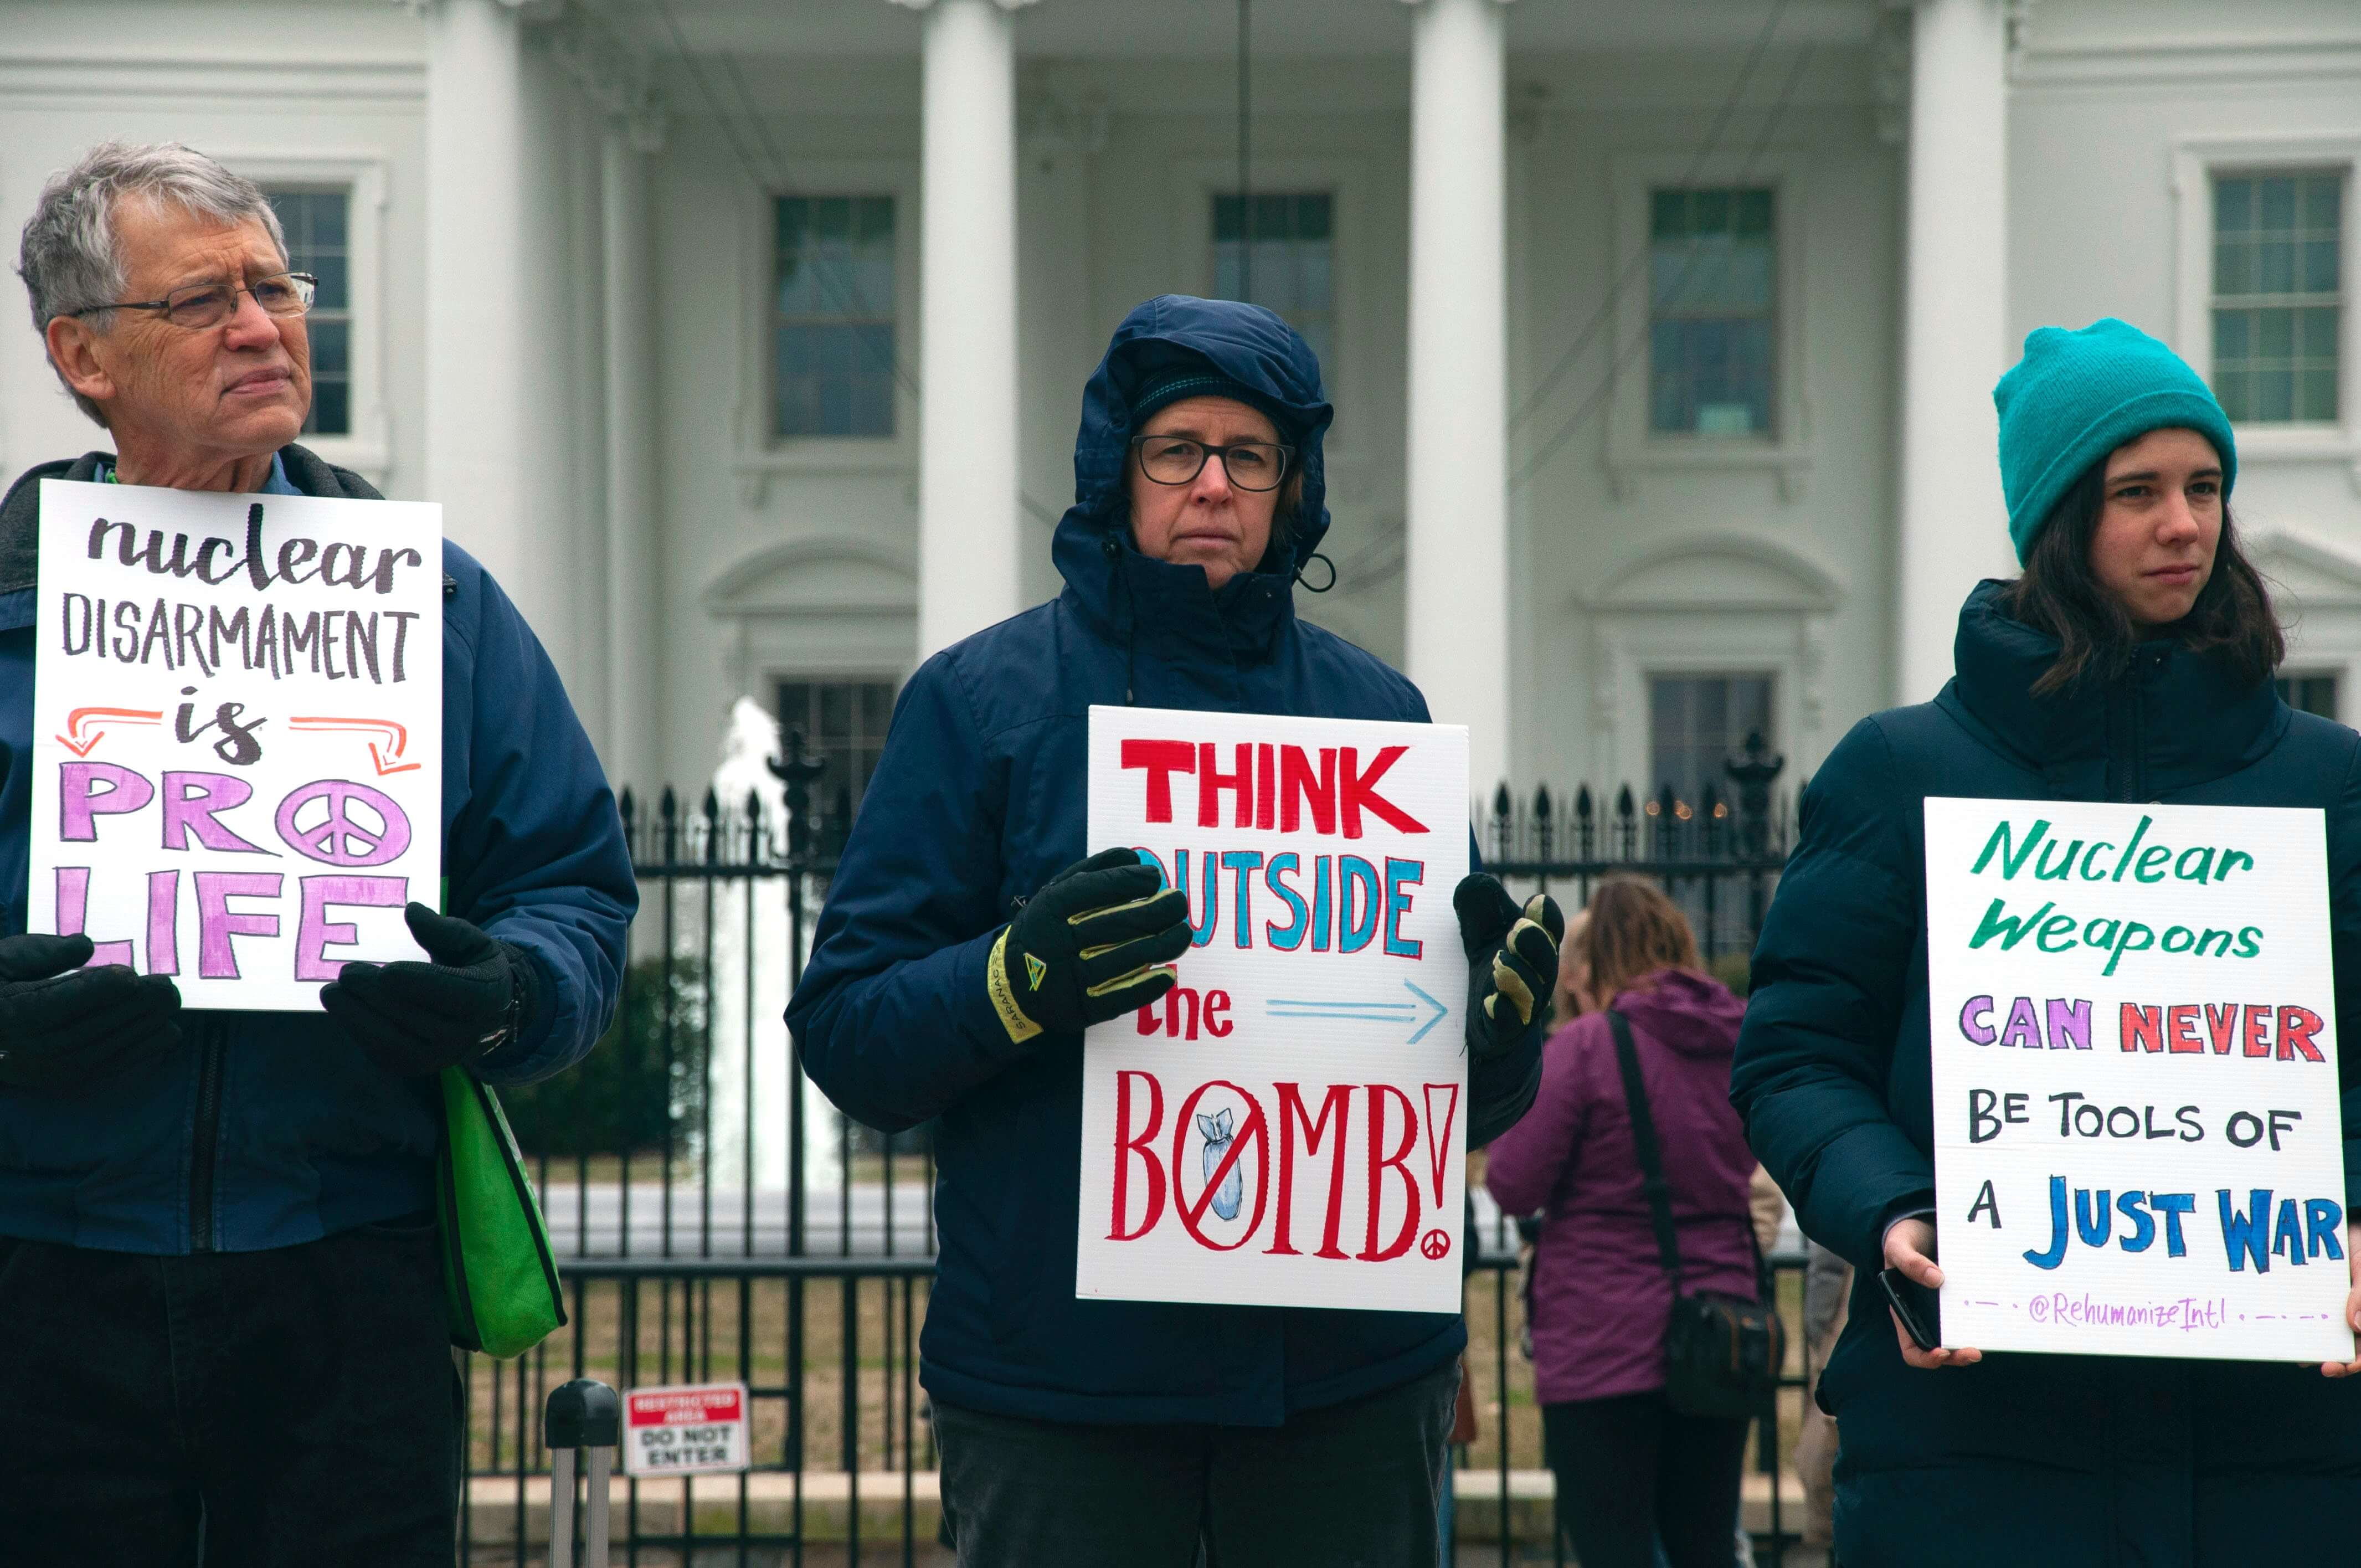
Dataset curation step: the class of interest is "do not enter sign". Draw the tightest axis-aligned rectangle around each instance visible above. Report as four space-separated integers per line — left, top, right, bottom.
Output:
621 1382 750 1477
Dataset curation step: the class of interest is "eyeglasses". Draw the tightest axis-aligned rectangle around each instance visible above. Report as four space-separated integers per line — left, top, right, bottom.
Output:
1130 434 1294 492
67 272 318 331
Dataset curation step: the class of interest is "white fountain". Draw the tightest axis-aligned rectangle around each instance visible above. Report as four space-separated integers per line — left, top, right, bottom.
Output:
702 696 838 1202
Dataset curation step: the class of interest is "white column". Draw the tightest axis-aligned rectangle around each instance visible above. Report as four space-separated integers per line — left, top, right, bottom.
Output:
1895 0 2012 703
1403 0 1513 798
421 0 531 589
602 122 663 796
894 0 1033 658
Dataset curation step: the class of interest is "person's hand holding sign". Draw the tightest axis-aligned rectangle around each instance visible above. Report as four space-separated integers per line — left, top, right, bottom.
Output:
987 849 1191 1042
2316 1219 2361 1379
1453 874 1566 1059
0 933 181 1092
322 904 541 1077
1884 1216 1983 1370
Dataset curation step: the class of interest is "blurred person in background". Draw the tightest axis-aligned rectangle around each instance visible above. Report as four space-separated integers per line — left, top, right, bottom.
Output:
1484 876 1760 1568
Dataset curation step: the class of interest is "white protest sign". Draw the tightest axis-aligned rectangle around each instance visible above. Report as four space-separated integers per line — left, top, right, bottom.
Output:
621 1383 750 1477
1924 797 2354 1363
1077 706 1470 1314
28 479 443 1011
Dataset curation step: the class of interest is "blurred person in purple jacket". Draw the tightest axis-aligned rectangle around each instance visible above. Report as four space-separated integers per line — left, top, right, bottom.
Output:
1484 876 1759 1568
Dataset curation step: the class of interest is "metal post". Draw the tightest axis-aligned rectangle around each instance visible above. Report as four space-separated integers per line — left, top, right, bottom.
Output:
546 1378 621 1568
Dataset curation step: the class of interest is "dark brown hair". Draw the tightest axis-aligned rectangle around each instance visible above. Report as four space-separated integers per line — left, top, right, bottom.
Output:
1581 875 1702 1005
2002 459 2284 697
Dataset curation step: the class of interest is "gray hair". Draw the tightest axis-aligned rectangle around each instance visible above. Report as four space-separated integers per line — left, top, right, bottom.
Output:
17 141 286 426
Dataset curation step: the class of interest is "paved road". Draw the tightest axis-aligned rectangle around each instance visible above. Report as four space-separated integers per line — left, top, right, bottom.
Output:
538 1180 1804 1262
538 1181 939 1258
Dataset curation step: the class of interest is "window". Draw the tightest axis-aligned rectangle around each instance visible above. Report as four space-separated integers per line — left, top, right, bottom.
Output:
1648 188 1776 438
2212 172 2343 424
775 679 898 847
2277 672 2340 721
1649 674 1774 810
1212 193 1335 372
266 189 351 438
774 196 897 439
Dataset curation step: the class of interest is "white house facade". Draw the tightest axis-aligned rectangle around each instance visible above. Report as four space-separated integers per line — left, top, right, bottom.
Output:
3 0 2359 826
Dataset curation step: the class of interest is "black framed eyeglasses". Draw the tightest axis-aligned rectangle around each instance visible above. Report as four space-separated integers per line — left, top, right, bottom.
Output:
1130 434 1294 492
68 271 318 331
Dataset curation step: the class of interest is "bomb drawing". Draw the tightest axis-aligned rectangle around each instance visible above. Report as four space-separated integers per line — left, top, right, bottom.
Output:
1197 1108 1242 1221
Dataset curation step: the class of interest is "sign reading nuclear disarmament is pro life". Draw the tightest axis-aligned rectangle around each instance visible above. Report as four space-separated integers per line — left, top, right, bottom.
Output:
29 479 443 1011
1923 797 2354 1364
1076 706 1471 1314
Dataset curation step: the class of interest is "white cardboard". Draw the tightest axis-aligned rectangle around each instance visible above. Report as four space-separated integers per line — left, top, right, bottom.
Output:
28 479 443 1011
1923 796 2355 1363
1077 706 1471 1313
621 1382 750 1477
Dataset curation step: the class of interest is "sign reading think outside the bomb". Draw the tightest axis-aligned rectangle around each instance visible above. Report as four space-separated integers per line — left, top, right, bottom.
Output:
28 479 443 1011
1076 706 1470 1314
1923 797 2354 1364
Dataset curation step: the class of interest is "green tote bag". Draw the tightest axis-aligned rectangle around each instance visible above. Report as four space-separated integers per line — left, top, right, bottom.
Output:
436 1067 567 1358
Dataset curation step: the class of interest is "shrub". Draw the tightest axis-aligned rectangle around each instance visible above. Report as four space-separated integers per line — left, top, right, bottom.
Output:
500 957 708 1159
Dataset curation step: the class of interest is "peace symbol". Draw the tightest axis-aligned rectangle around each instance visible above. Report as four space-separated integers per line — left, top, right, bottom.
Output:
276 779 413 868
1419 1228 1452 1261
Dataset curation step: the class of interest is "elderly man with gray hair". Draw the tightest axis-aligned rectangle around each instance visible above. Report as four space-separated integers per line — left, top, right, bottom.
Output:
0 142 635 1564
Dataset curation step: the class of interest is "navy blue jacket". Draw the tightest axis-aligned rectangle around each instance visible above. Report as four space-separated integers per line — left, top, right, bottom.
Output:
788 296 1538 1426
1732 582 2361 1567
0 445 636 1254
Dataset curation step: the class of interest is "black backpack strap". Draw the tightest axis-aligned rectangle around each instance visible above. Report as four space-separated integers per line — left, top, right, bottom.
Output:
1608 1009 1685 1292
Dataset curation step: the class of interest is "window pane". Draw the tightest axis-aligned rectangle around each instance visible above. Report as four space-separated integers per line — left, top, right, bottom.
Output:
1648 187 1775 437
2216 177 2252 235
1648 674 1776 808
2256 368 2295 421
310 318 349 375
1208 191 1336 380
309 382 348 438
2259 177 2297 232
775 194 897 438
265 188 354 438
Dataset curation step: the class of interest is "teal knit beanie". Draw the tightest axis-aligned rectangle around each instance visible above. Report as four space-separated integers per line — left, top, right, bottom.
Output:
1993 317 2236 564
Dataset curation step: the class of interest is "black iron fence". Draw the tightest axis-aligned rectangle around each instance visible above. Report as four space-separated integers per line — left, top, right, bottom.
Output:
466 731 1809 1564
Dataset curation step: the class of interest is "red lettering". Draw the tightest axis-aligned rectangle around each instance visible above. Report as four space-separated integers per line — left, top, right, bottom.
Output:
2278 1005 2326 1063
1173 1082 1270 1251
1198 742 1254 828
1339 746 1428 839
1255 744 1275 830
2244 1005 2273 1058
1136 1002 1161 1035
1270 1083 1355 1258
2204 1003 2238 1054
1120 739 1196 824
1360 1084 1422 1261
1109 1071 1166 1241
2167 1005 2203 1053
1204 990 1232 1037
1421 1083 1462 1206
1165 985 1201 1040
1280 746 1337 834
2120 1004 2163 1053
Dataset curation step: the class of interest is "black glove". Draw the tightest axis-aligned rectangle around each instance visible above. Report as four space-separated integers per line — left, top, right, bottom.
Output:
1454 875 1565 1061
323 904 541 1078
0 933 182 1092
987 849 1191 1042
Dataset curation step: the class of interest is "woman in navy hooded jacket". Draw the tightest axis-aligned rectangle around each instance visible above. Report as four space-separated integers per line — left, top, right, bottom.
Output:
787 296 1562 1568
1730 318 2361 1568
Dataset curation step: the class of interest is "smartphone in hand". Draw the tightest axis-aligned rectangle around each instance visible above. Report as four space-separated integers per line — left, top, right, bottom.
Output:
1879 1266 1942 1352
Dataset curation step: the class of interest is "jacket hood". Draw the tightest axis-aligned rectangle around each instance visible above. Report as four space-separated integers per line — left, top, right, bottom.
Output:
1939 578 2286 796
1052 296 1335 666
1612 968 1745 1057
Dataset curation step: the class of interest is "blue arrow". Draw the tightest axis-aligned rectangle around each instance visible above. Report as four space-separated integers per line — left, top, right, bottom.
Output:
1267 979 1450 1045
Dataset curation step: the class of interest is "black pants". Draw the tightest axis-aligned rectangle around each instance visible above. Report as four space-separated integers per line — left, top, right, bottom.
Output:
0 1216 462 1567
1543 1390 1750 1568
932 1357 1460 1568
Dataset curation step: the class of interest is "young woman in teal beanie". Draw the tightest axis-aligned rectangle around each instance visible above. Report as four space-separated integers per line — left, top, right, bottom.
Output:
1732 317 2361 1567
